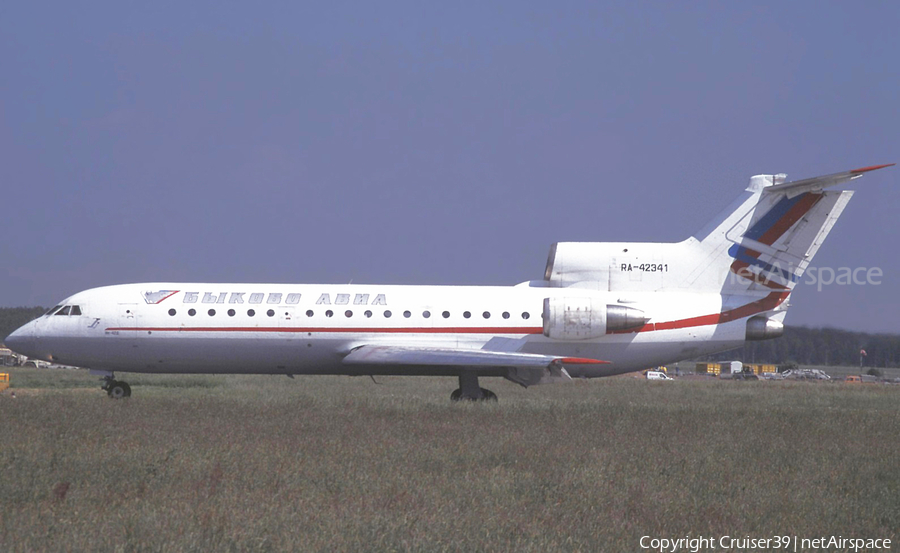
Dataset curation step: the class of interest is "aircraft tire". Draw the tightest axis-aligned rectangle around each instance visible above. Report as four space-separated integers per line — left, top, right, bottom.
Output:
107 381 131 399
450 388 498 402
480 388 498 401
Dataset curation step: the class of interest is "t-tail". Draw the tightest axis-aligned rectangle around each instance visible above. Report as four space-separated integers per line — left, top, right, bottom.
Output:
544 164 894 338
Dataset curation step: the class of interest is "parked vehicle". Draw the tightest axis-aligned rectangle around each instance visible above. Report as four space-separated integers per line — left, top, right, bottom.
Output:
782 368 831 380
646 371 674 381
759 372 785 381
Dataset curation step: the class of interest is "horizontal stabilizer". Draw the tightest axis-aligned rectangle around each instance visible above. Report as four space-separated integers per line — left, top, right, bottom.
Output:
766 164 894 198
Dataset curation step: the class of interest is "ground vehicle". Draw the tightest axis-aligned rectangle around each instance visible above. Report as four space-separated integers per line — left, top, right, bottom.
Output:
782 368 831 380
0 373 9 392
759 372 785 381
845 375 862 383
646 371 674 381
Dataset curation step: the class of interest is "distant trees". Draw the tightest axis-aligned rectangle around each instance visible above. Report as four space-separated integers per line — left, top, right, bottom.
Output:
707 326 900 368
0 307 45 344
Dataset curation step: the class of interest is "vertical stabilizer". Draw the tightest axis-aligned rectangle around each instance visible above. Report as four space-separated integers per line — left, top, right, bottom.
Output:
543 165 892 298
688 165 892 295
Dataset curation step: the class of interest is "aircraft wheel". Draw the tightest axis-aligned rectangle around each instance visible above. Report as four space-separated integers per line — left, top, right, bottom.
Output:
480 388 498 401
450 388 497 402
107 381 131 399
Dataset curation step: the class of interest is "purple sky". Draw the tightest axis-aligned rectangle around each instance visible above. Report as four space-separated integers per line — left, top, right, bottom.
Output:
2 2 897 332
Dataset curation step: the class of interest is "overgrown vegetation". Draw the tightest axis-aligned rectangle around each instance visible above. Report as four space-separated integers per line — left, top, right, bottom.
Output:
0 307 44 344
1 368 898 552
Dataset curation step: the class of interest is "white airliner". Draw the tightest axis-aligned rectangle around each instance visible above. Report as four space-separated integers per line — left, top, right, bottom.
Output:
5 164 893 400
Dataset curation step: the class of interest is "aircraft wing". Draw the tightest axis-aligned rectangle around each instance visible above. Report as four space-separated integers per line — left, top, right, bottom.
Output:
766 164 894 198
342 345 608 371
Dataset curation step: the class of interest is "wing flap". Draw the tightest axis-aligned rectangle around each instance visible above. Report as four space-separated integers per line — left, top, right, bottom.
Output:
343 345 607 369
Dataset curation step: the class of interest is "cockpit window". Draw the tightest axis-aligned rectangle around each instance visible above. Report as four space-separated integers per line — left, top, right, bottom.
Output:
50 305 82 316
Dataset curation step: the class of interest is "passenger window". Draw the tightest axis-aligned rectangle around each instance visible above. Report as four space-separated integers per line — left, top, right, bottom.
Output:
168 309 177 316
188 309 197 316
227 309 236 317
403 310 411 318
56 306 71 316
326 310 334 318
442 311 450 318
345 310 353 318
364 310 372 318
208 309 216 316
482 311 491 319
423 310 431 318
463 311 471 319
502 312 510 319
248 309 256 317
306 310 314 317
522 312 530 320
384 310 392 318
267 309 275 317
70 305 82 316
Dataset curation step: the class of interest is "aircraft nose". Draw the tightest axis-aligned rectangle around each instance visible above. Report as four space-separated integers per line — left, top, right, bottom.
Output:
5 321 37 357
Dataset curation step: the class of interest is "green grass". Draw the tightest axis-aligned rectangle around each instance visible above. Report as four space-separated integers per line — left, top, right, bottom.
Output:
1 368 898 552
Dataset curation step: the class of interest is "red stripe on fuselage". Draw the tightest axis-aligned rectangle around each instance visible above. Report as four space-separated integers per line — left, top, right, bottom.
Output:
105 326 545 334
108 293 789 337
610 291 789 334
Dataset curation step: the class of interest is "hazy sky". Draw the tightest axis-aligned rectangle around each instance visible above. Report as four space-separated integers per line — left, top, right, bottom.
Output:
2 2 897 332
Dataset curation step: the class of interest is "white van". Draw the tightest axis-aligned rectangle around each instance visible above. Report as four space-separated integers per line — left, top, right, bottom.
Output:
646 371 674 381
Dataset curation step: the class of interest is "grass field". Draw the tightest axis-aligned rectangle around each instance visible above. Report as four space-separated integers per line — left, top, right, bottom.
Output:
1 368 898 552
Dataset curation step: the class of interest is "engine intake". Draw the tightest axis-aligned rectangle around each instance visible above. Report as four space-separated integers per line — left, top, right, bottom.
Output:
543 297 648 340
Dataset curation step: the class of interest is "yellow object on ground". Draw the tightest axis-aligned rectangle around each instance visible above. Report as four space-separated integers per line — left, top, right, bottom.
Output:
0 373 9 392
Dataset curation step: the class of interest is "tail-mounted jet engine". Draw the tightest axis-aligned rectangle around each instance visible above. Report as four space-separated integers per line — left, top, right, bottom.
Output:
542 297 649 340
745 315 784 341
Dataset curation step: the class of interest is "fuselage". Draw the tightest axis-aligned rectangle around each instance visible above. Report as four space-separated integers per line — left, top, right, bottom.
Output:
7 281 753 378
5 165 892 400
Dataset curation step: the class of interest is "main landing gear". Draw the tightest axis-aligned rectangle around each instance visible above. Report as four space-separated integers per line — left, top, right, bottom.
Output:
450 371 497 402
101 375 132 399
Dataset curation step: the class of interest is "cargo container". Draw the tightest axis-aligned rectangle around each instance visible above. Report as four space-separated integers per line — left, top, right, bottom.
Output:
695 362 721 376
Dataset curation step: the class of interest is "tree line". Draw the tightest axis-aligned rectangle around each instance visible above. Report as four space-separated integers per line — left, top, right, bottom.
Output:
704 326 900 368
0 307 46 344
1 307 897 368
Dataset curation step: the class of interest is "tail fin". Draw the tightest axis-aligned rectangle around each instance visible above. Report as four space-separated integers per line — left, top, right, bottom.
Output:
543 164 893 294
690 164 893 294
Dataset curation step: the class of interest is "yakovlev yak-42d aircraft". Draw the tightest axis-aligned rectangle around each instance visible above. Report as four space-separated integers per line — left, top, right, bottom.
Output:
5 164 894 400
